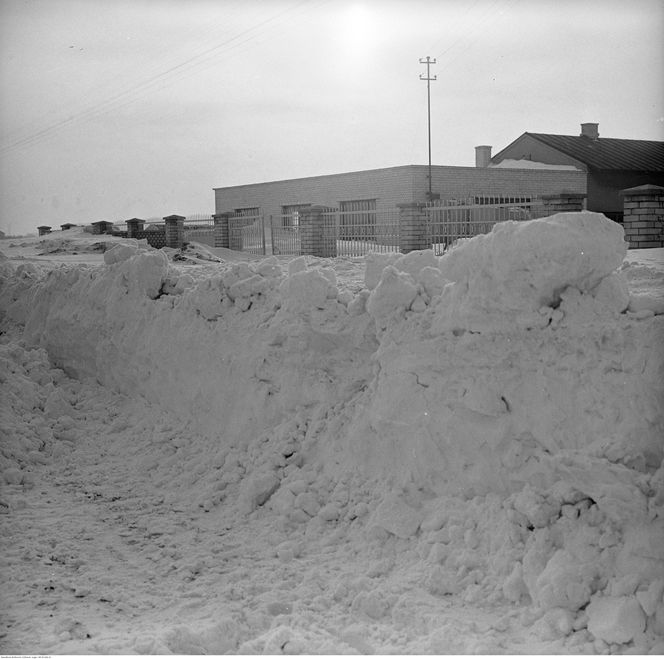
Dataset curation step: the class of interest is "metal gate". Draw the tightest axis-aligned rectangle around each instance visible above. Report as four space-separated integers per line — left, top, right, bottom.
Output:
425 195 547 254
228 211 266 255
225 208 401 258
270 214 301 256
330 208 400 256
184 214 215 247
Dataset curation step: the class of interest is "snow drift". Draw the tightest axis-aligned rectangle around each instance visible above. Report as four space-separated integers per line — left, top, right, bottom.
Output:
1 211 663 653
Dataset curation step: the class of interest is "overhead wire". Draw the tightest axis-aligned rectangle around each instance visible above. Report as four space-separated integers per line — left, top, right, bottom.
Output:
0 0 250 147
93 0 332 128
3 0 255 143
0 0 307 154
428 0 521 75
409 0 521 157
0 1 269 151
423 0 485 56
0 0 327 156
94 0 333 151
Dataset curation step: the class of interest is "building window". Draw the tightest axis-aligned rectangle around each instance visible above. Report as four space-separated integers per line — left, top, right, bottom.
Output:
474 195 532 205
473 195 536 221
233 207 260 217
281 203 310 229
231 207 260 229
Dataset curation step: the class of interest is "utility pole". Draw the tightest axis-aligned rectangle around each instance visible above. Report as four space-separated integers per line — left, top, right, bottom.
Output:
419 56 436 201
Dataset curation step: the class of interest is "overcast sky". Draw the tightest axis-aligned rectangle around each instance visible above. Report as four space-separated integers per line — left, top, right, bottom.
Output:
1 0 663 235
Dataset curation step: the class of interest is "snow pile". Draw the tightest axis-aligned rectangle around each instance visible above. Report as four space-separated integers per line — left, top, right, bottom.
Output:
342 214 661 487
432 211 628 330
0 341 67 490
36 238 105 254
622 253 664 315
1 211 663 653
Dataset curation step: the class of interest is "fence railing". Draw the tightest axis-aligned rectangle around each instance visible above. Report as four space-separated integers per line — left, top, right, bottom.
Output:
271 214 301 256
219 201 548 257
424 197 548 254
183 214 215 247
224 211 400 257
326 209 400 257
123 193 586 257
228 213 266 255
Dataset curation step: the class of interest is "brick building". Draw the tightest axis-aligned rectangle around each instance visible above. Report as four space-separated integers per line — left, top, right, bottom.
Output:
214 162 586 221
490 123 664 222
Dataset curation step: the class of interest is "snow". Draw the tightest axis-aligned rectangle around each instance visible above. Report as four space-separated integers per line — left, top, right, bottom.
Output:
490 159 582 171
0 213 663 654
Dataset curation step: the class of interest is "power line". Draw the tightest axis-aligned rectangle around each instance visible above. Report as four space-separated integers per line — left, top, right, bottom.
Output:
410 0 521 165
0 0 252 148
424 0 485 55
0 0 325 156
428 0 521 76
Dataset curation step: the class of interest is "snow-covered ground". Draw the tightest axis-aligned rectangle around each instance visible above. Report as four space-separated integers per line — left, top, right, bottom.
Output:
0 214 663 655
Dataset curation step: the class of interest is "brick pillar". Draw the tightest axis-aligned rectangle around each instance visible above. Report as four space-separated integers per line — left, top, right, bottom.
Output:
125 218 145 238
398 202 429 253
299 205 337 257
299 205 319 256
540 192 586 215
164 214 185 248
213 212 231 249
621 184 664 249
319 207 337 258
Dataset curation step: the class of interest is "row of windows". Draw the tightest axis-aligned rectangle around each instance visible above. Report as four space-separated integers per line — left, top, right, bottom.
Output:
474 195 532 205
234 197 536 217
233 200 378 229
232 207 260 217
233 199 377 215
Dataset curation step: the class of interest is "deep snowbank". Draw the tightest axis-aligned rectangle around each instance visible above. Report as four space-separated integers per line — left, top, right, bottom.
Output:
1 211 663 651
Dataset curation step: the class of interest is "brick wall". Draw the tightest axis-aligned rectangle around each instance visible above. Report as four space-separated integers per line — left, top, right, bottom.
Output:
214 165 587 218
425 165 586 202
621 184 664 248
215 166 417 218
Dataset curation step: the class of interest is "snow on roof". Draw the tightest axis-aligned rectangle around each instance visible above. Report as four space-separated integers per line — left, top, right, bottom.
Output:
497 132 664 171
490 158 581 171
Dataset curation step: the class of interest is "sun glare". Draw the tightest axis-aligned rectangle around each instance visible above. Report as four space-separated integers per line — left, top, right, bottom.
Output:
339 4 376 57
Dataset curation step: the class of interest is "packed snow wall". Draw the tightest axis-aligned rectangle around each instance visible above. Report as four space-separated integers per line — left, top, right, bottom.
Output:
5 213 662 500
2 212 664 650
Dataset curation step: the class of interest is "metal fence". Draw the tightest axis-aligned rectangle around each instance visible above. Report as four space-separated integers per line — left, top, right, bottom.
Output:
229 213 266 255
184 214 214 247
224 210 400 257
326 208 400 257
425 195 548 254
183 198 549 258
271 214 301 256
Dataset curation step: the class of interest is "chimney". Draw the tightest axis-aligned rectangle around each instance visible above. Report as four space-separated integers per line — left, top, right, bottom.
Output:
580 123 599 140
475 145 492 168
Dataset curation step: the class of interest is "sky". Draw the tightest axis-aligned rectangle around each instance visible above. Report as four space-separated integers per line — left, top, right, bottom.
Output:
1 0 663 236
